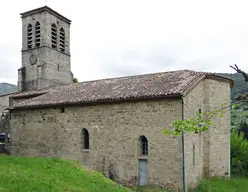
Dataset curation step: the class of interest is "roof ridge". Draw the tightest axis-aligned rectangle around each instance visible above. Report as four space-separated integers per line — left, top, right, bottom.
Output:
47 69 199 90
77 69 197 83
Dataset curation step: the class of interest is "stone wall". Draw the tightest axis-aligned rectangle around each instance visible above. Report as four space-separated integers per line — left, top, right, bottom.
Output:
183 78 231 189
10 99 183 190
0 93 12 133
183 81 205 188
0 93 11 114
203 79 231 178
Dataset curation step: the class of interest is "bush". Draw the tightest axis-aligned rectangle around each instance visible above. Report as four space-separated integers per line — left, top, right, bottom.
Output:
231 129 248 176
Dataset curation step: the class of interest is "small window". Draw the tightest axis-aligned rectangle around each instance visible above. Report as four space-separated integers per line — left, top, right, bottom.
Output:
139 135 148 156
35 22 41 47
198 109 202 127
27 24 32 48
51 23 57 48
59 28 65 52
60 108 65 113
82 128 89 150
193 144 195 165
57 65 60 71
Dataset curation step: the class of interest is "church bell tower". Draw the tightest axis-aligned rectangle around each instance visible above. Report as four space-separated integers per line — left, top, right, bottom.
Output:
18 6 73 92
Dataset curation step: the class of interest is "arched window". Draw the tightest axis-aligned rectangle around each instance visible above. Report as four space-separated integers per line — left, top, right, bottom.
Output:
139 135 148 156
35 22 41 47
82 128 89 150
27 24 32 48
51 23 57 48
60 28 65 52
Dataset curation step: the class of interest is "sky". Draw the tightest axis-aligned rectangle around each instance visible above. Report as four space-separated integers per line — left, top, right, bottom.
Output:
1 0 248 84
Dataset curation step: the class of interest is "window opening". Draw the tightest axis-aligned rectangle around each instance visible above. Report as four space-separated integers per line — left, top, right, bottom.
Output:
51 23 57 48
35 22 40 47
139 135 148 156
193 144 196 165
82 128 89 149
60 28 65 52
27 24 32 48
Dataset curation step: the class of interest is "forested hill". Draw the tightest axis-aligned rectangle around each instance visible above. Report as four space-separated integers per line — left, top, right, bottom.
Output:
216 73 248 99
0 83 17 95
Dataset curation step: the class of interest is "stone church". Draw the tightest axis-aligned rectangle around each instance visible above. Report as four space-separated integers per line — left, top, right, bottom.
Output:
0 6 233 191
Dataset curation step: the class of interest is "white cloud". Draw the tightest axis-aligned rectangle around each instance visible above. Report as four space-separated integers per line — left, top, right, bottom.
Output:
1 0 248 84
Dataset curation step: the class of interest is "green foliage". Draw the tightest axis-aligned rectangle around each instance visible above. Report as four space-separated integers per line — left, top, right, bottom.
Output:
231 100 248 131
238 120 248 140
163 108 225 135
133 185 169 192
0 155 132 192
73 77 78 83
231 129 248 176
217 72 248 99
189 177 248 192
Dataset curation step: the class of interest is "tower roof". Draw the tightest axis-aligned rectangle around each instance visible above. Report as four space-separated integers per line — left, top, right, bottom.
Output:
20 6 71 24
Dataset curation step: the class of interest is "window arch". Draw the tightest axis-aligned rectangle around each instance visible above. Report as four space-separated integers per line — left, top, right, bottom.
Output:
35 22 41 47
139 135 148 156
51 23 57 48
60 28 65 52
82 128 89 150
27 24 32 48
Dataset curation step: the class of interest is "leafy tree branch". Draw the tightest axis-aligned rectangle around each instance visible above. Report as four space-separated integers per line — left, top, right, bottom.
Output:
163 101 241 136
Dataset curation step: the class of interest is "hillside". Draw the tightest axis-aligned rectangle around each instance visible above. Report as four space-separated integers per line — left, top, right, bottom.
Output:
0 83 17 95
0 155 132 192
216 73 248 99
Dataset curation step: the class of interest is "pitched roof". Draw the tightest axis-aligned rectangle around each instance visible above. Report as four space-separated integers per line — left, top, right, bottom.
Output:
20 6 71 24
10 70 233 110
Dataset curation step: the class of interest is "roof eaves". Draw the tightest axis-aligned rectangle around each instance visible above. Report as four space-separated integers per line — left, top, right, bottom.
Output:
20 6 71 24
205 74 234 88
10 91 47 99
10 93 183 111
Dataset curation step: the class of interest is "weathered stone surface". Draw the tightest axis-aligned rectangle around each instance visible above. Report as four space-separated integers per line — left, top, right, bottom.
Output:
18 6 73 92
183 79 230 189
10 99 182 188
9 78 231 191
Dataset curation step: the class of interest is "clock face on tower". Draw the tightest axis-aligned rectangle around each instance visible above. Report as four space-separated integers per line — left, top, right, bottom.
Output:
29 54 37 65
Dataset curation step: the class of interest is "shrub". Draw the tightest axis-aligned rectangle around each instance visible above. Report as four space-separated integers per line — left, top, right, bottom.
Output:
231 129 248 176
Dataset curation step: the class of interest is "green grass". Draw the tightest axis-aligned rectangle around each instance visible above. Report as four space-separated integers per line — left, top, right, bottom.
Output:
0 155 132 192
191 177 248 192
132 186 169 192
1 155 248 192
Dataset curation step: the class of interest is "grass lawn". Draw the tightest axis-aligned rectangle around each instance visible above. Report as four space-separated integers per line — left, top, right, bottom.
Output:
1 155 248 192
0 155 132 192
191 177 248 192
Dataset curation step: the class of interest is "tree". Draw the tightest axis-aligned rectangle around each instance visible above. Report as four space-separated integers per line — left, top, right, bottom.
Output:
238 120 248 140
73 77 78 83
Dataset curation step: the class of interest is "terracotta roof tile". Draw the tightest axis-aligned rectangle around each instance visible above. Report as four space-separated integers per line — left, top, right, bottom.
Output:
10 70 233 109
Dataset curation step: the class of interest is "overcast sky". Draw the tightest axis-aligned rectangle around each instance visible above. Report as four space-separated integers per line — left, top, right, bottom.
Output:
1 0 248 84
